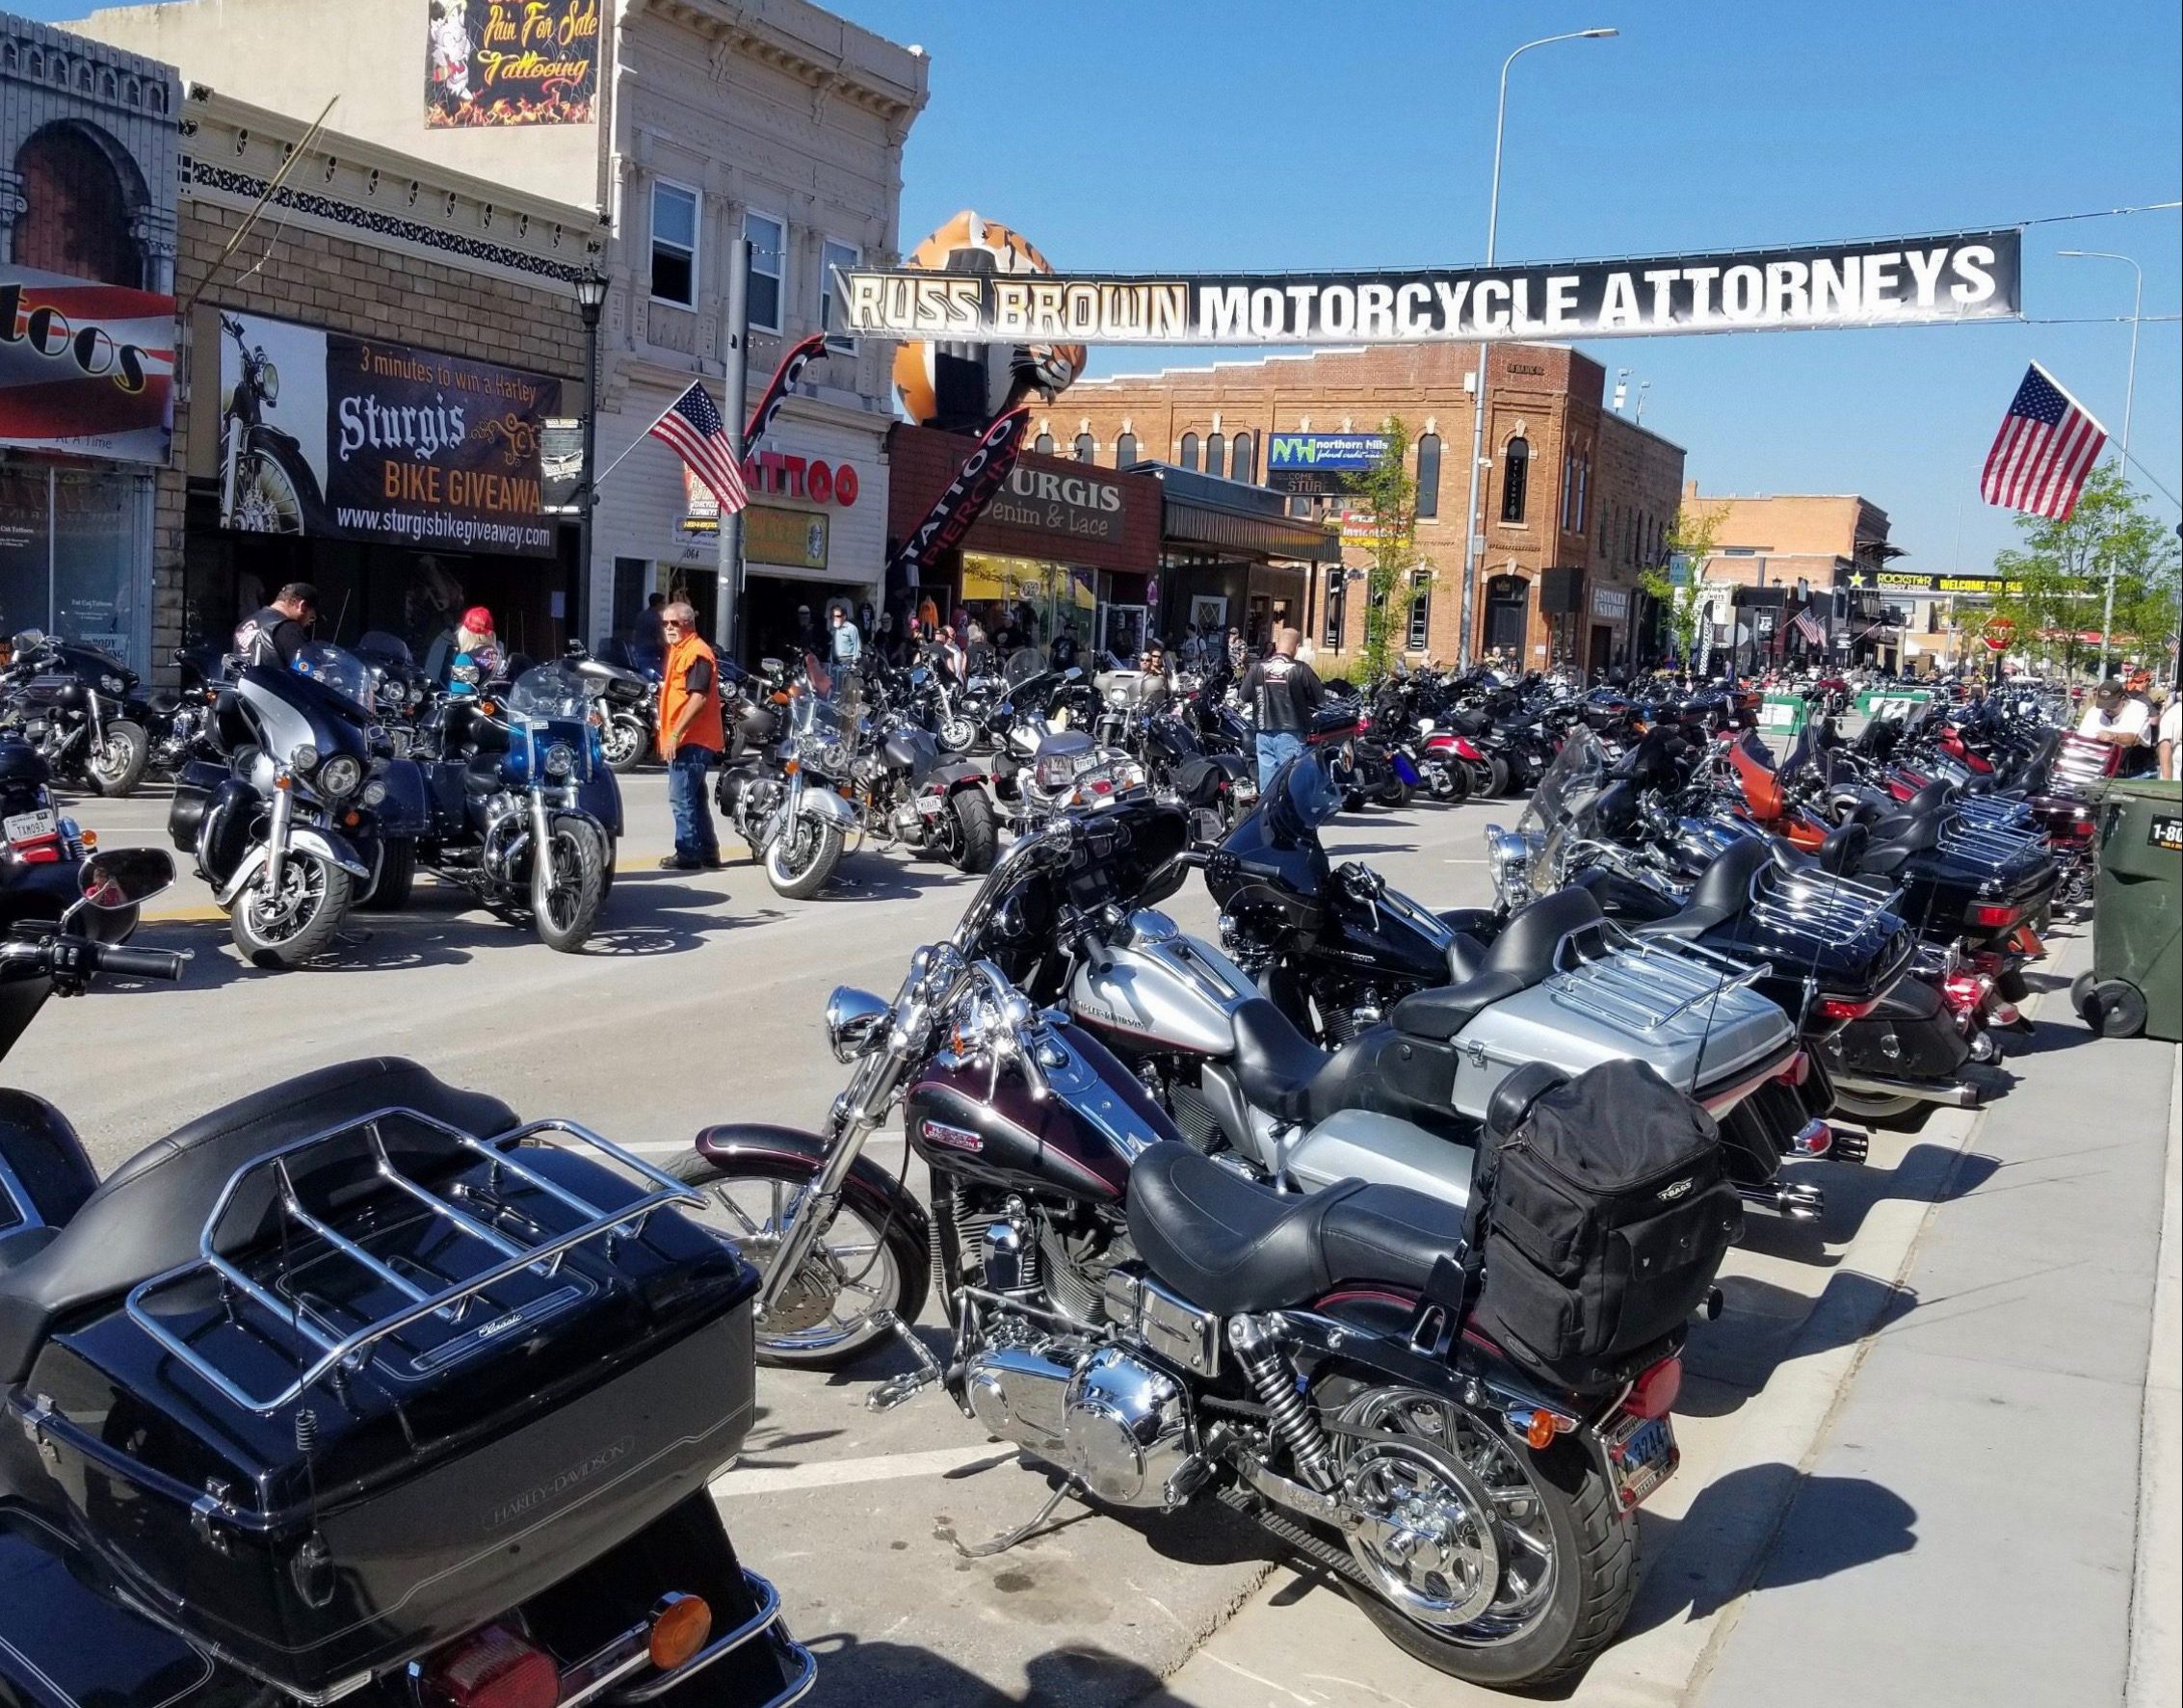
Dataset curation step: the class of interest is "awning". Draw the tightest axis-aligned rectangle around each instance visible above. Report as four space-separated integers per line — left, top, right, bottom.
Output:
1163 498 1340 562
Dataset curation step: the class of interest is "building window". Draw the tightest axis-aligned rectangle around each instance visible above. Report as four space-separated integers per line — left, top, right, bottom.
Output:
1414 434 1441 519
1116 432 1139 466
1323 565 1346 652
820 238 859 351
1500 436 1530 524
1034 433 1055 455
1074 433 1095 462
744 209 785 332
1179 433 1199 471
13 123 140 286
1407 570 1432 652
1205 432 1224 476
1231 431 1254 482
648 180 698 306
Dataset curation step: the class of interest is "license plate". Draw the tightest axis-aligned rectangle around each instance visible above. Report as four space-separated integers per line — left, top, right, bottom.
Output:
4 809 56 844
1604 1413 1678 1511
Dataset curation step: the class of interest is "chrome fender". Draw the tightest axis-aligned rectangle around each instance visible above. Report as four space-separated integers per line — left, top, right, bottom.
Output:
796 786 858 828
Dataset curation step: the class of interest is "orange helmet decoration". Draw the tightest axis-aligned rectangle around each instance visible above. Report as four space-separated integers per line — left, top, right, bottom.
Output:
891 210 1088 432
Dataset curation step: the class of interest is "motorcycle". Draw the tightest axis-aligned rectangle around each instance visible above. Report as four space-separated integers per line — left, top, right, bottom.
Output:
672 814 1731 1691
0 632 151 798
216 312 327 535
850 701 1002 875
414 659 618 951
0 738 134 941
566 642 659 773
167 642 432 969
142 644 225 777
0 848 817 1708
715 677 861 900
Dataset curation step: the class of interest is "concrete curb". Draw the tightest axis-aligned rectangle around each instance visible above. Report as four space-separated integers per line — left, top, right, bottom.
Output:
2124 1047 2181 1708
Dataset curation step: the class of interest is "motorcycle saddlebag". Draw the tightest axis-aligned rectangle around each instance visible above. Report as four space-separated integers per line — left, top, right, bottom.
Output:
164 758 228 854
1470 1059 1742 1392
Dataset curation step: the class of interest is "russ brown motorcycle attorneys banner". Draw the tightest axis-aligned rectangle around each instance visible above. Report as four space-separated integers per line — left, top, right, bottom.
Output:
840 227 2022 345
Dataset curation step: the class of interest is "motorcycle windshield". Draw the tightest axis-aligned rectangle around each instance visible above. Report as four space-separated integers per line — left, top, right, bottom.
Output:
1265 749 1346 848
355 630 414 668
507 662 592 722
1520 727 1609 876
290 643 375 715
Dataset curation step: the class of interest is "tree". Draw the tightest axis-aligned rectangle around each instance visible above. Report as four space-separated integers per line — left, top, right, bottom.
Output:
1988 464 2180 676
1640 501 1727 669
1348 417 1420 683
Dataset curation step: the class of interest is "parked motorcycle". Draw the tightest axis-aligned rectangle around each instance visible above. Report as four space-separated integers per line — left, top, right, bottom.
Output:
0 849 817 1708
0 632 150 797
142 644 225 776
0 738 134 941
672 814 1731 1690
715 679 861 899
567 642 659 772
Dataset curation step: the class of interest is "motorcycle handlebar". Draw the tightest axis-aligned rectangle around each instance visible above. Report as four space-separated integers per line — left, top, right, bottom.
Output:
87 942 188 981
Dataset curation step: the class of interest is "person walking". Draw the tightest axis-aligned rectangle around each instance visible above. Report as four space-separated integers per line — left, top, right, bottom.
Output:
1238 626 1325 789
656 602 723 871
2156 686 2179 781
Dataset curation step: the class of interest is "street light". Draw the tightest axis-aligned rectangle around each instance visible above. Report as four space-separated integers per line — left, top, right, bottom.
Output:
2057 248 2142 679
574 268 610 647
1456 27 1618 669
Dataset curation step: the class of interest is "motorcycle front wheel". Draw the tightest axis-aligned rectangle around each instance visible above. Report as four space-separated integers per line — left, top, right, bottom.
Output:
765 815 844 899
230 854 352 969
937 715 979 753
670 1151 928 1368
88 720 149 797
531 814 607 952
601 713 648 773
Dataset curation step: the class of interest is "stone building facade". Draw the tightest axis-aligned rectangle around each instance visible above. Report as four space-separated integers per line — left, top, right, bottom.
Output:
1060 342 1687 671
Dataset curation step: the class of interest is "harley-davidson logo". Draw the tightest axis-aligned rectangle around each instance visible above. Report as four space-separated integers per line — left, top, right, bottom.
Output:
487 1434 634 1531
920 1118 985 1153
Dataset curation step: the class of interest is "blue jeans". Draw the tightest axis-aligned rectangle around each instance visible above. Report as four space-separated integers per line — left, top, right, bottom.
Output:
1255 730 1304 792
668 745 721 866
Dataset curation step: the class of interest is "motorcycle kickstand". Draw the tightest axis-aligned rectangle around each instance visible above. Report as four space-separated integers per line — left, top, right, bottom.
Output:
865 1308 950 1413
949 1475 1087 1560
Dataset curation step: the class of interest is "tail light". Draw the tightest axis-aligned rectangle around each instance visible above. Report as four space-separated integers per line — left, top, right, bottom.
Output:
1453 737 1484 761
415 1626 559 1708
1967 902 2018 930
1789 1119 1834 1157
1942 972 1992 1014
9 833 62 864
1775 1049 1813 1085
1624 1355 1683 1420
1817 995 1880 1021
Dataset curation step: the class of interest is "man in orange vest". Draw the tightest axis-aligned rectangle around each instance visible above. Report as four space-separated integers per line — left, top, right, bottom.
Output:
657 601 724 870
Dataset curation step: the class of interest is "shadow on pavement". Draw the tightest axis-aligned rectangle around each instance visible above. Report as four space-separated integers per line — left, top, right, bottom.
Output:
1735 1143 1999 1268
799 1636 1170 1708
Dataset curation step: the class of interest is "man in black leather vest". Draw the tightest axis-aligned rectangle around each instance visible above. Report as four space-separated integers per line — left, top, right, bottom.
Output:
1239 627 1324 788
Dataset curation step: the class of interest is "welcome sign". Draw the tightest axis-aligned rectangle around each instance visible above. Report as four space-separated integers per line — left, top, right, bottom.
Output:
839 228 2022 346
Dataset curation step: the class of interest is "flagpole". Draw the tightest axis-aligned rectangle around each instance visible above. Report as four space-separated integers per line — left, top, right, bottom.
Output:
717 238 751 662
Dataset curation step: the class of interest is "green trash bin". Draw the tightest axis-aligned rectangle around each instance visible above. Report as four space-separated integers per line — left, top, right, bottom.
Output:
2075 778 2183 1040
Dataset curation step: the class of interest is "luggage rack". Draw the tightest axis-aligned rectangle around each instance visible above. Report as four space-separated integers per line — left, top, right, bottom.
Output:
1746 862 1903 947
1544 927 1766 1033
124 1108 705 1415
1938 815 2044 864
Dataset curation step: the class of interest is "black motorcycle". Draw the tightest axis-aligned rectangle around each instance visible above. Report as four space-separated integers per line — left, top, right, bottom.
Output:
0 632 150 797
168 642 433 968
142 644 225 777
0 849 817 1708
217 313 327 535
567 641 659 773
673 814 1729 1691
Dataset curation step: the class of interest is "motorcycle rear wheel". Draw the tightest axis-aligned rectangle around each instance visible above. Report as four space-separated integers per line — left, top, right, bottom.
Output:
230 854 351 970
601 713 648 773
946 790 999 874
532 814 607 952
88 720 148 797
766 817 844 899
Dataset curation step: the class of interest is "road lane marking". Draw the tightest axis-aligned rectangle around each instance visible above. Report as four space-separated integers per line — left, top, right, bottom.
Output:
713 1442 1019 1496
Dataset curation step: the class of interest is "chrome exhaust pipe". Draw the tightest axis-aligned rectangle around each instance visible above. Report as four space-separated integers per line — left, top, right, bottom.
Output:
1739 1180 1826 1222
1829 1070 1984 1109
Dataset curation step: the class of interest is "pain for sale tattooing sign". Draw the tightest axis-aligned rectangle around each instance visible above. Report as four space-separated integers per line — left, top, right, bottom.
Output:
838 228 2022 345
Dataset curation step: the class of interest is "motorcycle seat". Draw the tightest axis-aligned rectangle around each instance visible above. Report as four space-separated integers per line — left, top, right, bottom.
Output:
1228 997 1332 1117
1390 886 1604 1041
463 750 505 796
1127 1141 1466 1317
1638 838 1773 940
0 1058 516 1385
147 690 182 714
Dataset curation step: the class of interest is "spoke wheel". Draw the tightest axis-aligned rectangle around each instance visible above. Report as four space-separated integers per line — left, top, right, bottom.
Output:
232 451 306 534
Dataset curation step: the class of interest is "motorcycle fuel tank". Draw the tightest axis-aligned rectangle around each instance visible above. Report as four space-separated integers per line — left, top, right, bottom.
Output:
1067 909 1261 1057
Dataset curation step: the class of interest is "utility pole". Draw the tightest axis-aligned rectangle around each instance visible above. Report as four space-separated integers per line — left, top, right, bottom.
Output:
716 237 750 662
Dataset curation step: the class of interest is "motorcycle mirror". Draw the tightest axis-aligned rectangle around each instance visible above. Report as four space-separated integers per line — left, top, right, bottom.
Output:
78 847 174 909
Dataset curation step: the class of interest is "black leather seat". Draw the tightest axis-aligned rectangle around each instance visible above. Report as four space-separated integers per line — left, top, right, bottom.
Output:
1227 999 1333 1119
1639 837 1773 940
1127 1143 1466 1316
0 1058 516 1384
1390 886 1604 1041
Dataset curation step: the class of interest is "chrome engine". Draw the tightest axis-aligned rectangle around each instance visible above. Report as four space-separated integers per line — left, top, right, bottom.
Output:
963 1330 1202 1511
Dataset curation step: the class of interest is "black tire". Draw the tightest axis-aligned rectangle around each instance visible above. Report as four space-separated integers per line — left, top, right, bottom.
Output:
532 814 607 952
765 815 844 900
88 720 149 798
938 715 978 753
2078 976 2148 1039
669 1149 929 1369
1376 776 1412 809
1485 754 1512 799
358 838 416 912
947 789 999 874
230 854 352 969
601 713 648 774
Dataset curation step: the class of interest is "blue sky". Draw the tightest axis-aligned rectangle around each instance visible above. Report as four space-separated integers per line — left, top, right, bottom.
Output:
27 0 2181 571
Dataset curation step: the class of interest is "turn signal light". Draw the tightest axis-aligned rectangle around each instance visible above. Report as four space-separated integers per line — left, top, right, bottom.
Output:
1817 996 1880 1021
647 1593 713 1672
1967 902 2018 929
415 1625 558 1708
1625 1355 1684 1420
77 829 97 849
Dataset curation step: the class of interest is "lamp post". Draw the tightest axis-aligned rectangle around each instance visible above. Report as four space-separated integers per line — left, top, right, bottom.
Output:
574 269 609 647
1456 26 1618 669
2057 248 2142 679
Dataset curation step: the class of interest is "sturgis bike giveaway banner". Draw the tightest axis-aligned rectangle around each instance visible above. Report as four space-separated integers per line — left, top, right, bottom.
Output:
839 227 2023 346
217 310 561 556
427 0 599 126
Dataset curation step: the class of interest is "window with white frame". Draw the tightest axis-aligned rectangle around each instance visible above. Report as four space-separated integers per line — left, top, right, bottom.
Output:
821 238 859 351
744 210 785 333
649 181 699 307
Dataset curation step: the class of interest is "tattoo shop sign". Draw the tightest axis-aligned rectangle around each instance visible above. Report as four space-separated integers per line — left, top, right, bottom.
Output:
839 228 2022 345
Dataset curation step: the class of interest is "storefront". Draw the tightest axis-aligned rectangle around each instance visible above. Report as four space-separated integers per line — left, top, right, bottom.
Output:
1589 583 1631 673
886 424 1160 660
1147 465 1338 655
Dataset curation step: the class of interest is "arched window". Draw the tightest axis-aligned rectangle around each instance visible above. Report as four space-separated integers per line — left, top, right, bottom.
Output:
13 124 140 285
1179 433 1199 471
147 82 167 114
1116 432 1139 467
75 61 92 92
1073 433 1094 463
1230 432 1254 482
101 69 117 99
1414 434 1441 519
1034 433 1054 455
124 74 141 105
1204 432 1224 477
1499 436 1530 524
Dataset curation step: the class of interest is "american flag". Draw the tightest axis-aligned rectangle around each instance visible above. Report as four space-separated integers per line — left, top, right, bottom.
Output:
647 381 750 514
1792 606 1827 646
1980 363 2106 521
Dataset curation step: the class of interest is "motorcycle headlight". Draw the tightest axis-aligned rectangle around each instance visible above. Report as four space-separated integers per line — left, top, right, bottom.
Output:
260 360 280 405
542 742 577 778
317 754 364 799
101 674 126 694
290 743 320 775
360 777 389 808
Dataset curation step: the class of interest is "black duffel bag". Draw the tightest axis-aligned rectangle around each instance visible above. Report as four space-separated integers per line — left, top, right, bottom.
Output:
1470 1058 1742 1392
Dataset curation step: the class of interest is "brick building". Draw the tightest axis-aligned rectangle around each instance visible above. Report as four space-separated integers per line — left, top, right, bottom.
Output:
1059 342 1687 671
1679 482 1902 670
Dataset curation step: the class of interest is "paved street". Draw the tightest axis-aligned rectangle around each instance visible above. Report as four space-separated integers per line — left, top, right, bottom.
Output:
24 774 2173 1707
